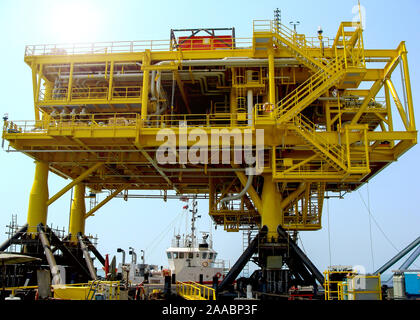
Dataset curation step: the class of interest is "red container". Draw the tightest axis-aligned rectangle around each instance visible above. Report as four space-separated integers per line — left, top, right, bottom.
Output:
178 36 233 50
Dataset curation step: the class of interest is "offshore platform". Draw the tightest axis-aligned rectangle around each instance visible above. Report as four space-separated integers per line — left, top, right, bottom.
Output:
1 8 417 300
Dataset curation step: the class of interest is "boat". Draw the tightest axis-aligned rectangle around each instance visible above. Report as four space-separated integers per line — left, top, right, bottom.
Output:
117 197 229 286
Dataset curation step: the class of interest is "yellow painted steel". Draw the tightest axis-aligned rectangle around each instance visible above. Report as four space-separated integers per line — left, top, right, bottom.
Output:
69 183 86 243
52 281 120 300
27 161 49 235
176 281 216 300
46 162 103 206
53 284 89 300
1 286 39 296
85 185 127 219
2 17 416 233
323 269 354 300
141 50 150 123
323 269 382 300
268 50 276 105
400 43 415 130
345 274 382 300
261 174 282 240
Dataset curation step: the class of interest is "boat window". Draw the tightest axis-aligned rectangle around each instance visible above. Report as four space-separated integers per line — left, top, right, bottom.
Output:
167 252 172 259
173 252 178 259
196 253 199 258
179 252 184 259
202 252 207 259
213 253 217 260
188 253 194 259
208 253 213 260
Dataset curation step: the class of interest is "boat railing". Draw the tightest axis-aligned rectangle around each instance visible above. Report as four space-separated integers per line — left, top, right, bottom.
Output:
213 259 230 272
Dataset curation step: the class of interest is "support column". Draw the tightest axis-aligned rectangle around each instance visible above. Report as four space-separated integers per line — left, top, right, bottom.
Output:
230 87 237 125
67 62 74 102
69 183 86 243
268 50 276 105
27 161 49 235
107 61 115 101
400 43 415 130
261 174 282 241
246 70 254 126
33 63 43 122
141 50 151 125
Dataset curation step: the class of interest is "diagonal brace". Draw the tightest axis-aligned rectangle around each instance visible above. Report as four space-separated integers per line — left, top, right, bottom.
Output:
47 162 103 206
85 185 127 219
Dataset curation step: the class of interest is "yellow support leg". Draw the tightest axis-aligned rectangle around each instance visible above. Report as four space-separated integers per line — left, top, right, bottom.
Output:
400 43 416 130
27 161 49 235
69 183 86 243
261 174 282 241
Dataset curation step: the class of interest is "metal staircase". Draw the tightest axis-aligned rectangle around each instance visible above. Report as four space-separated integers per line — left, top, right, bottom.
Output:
271 23 328 73
274 57 347 124
291 114 347 172
273 114 371 182
253 20 366 125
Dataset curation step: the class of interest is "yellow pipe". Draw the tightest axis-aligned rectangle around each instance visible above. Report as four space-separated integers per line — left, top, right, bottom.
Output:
141 51 150 124
268 50 276 105
107 61 115 101
47 162 103 206
69 183 86 243
32 63 41 122
67 62 74 102
261 174 282 240
384 83 394 148
34 64 43 107
27 161 49 235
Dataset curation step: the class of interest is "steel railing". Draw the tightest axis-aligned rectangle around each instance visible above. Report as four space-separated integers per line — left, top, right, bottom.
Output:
274 57 345 122
3 112 257 135
39 86 142 102
293 113 347 168
25 38 253 57
176 281 216 300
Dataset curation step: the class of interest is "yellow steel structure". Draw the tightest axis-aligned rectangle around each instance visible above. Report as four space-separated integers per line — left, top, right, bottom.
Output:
323 269 382 300
1 281 121 300
52 281 121 300
26 161 49 235
69 183 86 243
2 17 417 239
176 281 216 300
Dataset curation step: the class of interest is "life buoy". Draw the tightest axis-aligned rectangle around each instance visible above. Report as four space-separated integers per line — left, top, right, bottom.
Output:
263 103 273 113
215 272 222 278
202 261 209 267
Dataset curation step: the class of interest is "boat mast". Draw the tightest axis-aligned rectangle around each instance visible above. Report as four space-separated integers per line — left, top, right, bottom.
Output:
189 196 200 247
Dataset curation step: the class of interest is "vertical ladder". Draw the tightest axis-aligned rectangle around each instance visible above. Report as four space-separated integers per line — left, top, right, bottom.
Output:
241 228 258 277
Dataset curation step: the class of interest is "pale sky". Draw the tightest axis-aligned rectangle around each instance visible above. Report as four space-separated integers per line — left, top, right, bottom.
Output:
0 0 419 279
